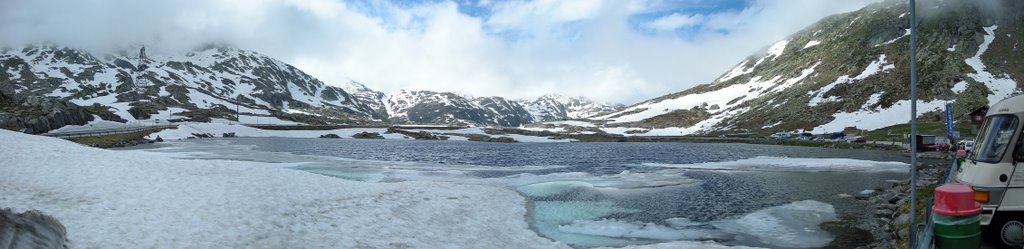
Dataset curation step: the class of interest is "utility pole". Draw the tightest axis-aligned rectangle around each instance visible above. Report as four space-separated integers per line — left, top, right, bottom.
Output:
908 0 920 247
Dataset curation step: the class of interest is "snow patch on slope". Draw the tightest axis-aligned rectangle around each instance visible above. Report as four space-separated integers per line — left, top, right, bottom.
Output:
964 25 1019 104
811 99 946 133
766 40 789 60
877 29 910 47
808 54 895 106
803 40 821 49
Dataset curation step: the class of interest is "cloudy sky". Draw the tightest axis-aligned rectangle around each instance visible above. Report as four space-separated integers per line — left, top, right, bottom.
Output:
0 0 879 104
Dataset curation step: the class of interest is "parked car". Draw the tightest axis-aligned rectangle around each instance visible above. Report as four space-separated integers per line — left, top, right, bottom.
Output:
797 132 816 141
830 132 846 140
769 132 790 140
957 139 976 152
850 136 867 143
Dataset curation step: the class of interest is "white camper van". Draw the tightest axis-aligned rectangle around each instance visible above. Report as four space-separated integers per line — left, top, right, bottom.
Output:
955 93 1024 248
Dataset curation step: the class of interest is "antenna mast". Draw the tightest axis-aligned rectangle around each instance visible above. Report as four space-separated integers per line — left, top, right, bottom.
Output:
134 46 152 94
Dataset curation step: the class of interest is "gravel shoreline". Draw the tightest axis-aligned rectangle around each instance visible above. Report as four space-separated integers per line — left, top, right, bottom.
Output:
862 159 950 248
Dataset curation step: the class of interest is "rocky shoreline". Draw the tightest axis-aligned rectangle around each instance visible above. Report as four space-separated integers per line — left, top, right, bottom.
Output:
862 159 951 248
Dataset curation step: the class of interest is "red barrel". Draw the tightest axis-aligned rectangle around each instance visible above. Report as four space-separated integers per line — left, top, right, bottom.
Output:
933 184 982 216
932 184 983 248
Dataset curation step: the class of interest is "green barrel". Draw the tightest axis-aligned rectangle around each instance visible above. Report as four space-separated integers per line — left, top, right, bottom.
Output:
933 214 981 249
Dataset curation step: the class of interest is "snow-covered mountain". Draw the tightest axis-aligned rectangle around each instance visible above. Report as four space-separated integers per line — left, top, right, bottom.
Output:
591 0 1023 136
1 44 385 129
383 90 534 127
0 44 619 132
520 94 622 122
378 91 621 126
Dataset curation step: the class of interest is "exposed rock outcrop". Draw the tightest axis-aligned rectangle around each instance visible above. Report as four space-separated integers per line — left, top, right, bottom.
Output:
0 208 70 249
0 93 93 134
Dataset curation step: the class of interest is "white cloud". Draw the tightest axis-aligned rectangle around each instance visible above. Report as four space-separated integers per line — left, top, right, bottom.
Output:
486 0 604 30
0 0 880 105
646 13 704 31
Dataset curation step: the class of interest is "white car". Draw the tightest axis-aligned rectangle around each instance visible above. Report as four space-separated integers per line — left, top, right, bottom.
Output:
958 139 975 152
769 132 790 140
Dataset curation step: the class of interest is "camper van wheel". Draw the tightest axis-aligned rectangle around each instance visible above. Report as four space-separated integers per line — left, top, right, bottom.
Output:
988 215 1024 249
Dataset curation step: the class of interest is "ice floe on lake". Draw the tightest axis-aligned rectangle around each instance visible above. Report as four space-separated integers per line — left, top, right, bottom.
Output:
644 156 909 172
713 200 839 248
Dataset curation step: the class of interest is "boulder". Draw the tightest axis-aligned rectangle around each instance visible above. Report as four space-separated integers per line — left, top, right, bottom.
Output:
351 132 384 139
0 208 69 249
319 133 342 139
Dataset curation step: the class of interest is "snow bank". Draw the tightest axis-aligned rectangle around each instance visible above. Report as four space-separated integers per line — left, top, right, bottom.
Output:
0 130 567 248
644 156 909 172
48 115 135 132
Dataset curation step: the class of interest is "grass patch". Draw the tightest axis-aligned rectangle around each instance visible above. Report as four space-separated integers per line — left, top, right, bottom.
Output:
65 129 164 148
893 183 939 248
775 140 904 150
863 122 973 141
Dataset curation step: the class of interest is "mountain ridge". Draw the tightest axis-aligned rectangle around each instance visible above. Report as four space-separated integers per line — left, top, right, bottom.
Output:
0 44 620 132
588 0 1023 136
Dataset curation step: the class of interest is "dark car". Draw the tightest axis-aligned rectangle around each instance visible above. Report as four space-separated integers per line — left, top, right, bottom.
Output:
830 132 846 140
797 132 816 141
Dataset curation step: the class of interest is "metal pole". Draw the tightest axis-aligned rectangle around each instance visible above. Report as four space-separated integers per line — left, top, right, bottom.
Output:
908 0 919 246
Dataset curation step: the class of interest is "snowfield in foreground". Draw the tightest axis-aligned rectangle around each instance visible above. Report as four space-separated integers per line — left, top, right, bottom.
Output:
0 130 558 248
0 130 757 248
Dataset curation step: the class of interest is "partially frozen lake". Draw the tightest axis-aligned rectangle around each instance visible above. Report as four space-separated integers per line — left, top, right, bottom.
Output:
128 138 913 248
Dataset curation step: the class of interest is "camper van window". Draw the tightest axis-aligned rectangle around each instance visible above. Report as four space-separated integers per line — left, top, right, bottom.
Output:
1017 129 1024 162
970 115 1019 163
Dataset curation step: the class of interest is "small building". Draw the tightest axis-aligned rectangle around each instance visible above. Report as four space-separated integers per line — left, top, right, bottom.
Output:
915 134 937 152
969 107 989 134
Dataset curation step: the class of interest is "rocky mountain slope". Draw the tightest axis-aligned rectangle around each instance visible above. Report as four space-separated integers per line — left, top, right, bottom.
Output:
521 94 622 122
0 44 619 132
382 90 532 127
591 0 1023 136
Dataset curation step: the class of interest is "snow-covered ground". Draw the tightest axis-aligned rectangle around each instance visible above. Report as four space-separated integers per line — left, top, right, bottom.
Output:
1 130 769 248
